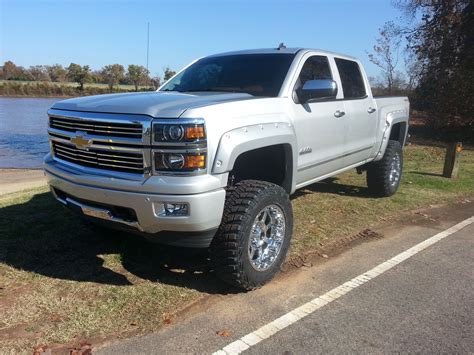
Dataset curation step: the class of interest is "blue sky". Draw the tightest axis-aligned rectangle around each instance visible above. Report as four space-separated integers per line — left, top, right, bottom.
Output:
1 0 403 78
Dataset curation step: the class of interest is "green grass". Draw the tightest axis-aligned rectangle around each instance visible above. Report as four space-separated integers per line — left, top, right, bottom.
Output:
290 144 474 255
0 144 473 351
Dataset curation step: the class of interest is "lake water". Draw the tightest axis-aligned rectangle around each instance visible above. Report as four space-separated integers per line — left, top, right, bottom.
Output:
0 97 60 168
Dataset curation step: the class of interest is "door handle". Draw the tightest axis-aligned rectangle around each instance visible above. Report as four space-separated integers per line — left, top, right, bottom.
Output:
368 107 376 114
334 110 345 118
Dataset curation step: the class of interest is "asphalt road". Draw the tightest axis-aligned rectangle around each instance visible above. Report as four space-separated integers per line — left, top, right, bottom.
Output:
245 222 474 354
97 202 474 354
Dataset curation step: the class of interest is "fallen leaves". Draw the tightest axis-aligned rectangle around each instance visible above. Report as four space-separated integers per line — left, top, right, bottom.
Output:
69 343 92 355
216 329 231 337
163 313 174 325
33 345 51 355
50 313 61 323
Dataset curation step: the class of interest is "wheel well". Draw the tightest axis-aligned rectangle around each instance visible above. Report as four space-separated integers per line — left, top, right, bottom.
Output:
389 122 407 146
229 144 293 193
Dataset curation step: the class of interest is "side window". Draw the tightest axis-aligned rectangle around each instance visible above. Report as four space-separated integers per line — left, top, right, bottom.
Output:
297 55 332 88
334 58 366 99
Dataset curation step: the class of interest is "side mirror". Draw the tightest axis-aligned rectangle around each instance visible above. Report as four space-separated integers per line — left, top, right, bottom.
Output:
298 79 338 104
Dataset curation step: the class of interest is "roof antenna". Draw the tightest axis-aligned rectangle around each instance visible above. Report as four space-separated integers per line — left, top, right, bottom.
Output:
277 42 286 50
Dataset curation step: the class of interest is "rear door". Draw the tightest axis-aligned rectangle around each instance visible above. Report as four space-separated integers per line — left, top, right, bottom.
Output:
334 58 377 165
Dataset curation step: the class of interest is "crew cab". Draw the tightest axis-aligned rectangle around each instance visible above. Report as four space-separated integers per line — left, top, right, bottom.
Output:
44 47 409 289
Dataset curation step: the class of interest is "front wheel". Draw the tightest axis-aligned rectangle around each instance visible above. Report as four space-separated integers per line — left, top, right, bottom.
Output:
210 180 293 290
366 140 403 197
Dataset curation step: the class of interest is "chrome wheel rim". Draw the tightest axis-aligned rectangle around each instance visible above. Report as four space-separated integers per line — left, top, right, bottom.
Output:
248 204 286 271
389 153 401 187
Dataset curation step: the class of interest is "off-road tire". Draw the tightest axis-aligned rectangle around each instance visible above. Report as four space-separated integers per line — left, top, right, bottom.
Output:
210 180 293 290
366 140 403 197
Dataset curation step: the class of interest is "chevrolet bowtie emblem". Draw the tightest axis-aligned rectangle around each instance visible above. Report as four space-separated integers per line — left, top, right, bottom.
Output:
71 134 92 150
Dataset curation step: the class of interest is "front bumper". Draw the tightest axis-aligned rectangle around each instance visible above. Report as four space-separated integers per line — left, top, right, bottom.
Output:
44 157 226 246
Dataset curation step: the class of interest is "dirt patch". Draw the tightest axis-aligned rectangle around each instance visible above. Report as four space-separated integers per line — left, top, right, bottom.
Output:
0 169 46 195
281 228 384 272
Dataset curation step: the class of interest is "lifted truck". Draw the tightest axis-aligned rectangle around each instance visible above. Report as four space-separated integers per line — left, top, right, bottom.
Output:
44 47 409 290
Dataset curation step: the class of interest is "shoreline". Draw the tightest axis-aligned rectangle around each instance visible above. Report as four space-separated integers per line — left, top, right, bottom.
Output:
1 94 76 99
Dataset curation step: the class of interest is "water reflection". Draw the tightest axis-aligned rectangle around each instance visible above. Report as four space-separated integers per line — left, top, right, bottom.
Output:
0 97 59 168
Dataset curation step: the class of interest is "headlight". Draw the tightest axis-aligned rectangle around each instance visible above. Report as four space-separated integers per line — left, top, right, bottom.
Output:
153 152 206 173
152 120 206 175
153 123 205 143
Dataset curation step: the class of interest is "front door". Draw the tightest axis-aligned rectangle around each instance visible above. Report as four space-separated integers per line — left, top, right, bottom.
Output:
290 55 347 187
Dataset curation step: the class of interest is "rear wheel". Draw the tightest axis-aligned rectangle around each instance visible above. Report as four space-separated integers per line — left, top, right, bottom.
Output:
366 140 403 197
210 180 293 290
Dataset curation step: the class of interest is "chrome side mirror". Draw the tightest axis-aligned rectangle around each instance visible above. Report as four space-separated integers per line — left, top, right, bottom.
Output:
298 79 338 103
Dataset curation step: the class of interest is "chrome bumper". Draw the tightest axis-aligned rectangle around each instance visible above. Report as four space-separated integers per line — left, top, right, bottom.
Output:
52 190 145 232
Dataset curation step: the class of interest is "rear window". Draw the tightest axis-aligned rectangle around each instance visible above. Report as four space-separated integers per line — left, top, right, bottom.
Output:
334 58 366 99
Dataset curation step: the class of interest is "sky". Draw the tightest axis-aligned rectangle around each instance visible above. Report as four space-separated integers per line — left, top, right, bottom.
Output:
0 0 404 79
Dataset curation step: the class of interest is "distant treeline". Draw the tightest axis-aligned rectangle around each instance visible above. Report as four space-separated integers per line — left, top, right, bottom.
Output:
0 61 177 94
0 80 155 97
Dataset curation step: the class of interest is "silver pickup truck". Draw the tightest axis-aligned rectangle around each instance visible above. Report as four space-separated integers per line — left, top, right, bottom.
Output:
44 47 409 289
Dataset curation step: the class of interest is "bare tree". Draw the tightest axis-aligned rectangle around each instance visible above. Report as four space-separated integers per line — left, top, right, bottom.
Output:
28 65 51 82
46 64 67 82
151 76 161 90
367 21 403 94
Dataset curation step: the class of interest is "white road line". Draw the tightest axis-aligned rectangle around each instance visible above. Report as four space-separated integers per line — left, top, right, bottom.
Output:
213 216 474 355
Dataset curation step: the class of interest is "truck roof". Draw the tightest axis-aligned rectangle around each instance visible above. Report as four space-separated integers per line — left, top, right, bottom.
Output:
208 47 359 61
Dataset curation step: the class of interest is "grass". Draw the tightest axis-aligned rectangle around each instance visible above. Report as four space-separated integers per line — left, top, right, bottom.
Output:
1 144 473 352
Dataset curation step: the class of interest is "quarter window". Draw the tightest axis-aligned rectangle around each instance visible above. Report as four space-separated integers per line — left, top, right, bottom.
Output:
334 58 366 99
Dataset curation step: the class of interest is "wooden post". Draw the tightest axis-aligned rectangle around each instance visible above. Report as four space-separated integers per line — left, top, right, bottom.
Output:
443 142 462 178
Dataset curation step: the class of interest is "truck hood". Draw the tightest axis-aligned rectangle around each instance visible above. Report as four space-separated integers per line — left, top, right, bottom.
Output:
51 91 255 118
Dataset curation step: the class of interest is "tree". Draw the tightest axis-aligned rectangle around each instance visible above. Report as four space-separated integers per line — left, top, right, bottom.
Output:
28 65 50 81
46 64 67 82
127 64 149 91
67 63 91 90
367 21 403 94
2 61 18 80
163 67 176 81
151 76 161 90
101 64 125 91
369 71 408 96
395 0 473 125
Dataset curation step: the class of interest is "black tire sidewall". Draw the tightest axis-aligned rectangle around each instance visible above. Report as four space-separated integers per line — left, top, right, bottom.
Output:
238 185 293 285
367 140 403 197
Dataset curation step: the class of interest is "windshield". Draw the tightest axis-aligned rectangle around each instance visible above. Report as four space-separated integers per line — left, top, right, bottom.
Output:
160 53 295 97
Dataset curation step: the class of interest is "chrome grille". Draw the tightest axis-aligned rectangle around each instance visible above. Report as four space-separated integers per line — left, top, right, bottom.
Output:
52 141 144 174
49 116 143 139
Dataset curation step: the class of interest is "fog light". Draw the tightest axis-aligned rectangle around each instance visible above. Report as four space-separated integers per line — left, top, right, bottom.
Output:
163 203 189 216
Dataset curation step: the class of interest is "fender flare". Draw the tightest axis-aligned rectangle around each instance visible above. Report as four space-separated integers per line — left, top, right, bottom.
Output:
374 109 409 161
212 122 298 191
